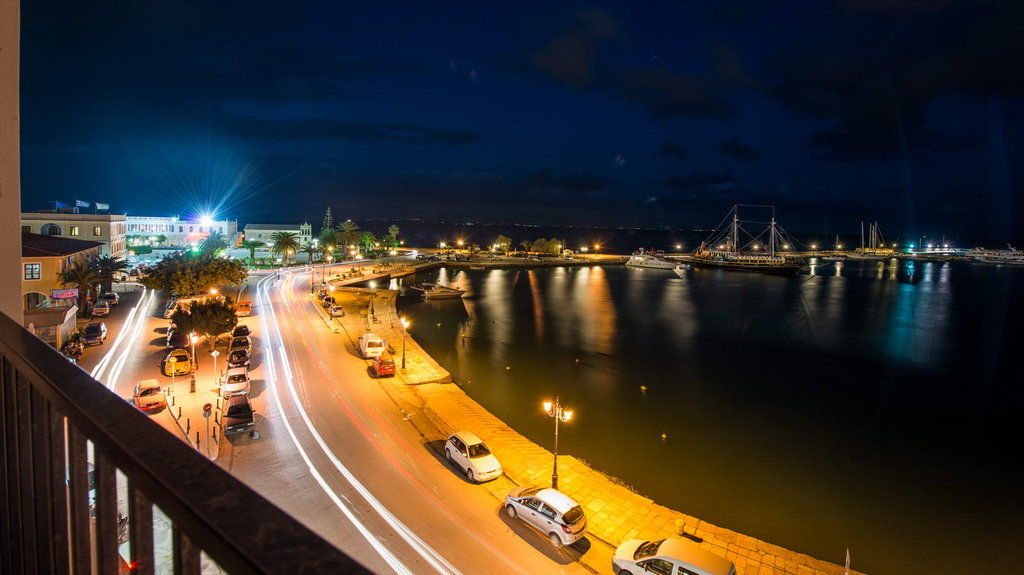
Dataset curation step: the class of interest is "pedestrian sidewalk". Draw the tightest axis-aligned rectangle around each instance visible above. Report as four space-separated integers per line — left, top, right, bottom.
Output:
162 339 227 460
361 289 862 575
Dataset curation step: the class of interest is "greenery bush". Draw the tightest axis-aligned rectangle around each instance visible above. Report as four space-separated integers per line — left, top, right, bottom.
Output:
170 297 238 341
141 253 247 296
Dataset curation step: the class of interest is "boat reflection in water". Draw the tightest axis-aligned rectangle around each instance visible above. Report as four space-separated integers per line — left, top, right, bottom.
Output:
402 261 1024 575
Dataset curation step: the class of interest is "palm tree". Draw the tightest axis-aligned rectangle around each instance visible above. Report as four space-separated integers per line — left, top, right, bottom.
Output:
339 220 361 247
94 255 129 294
270 231 301 265
357 231 378 255
60 260 102 316
385 224 400 248
300 241 318 264
239 239 265 265
200 231 228 255
318 227 338 250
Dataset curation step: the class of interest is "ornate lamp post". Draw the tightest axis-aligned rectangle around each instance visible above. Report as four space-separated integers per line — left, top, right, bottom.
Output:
543 397 574 489
189 333 200 393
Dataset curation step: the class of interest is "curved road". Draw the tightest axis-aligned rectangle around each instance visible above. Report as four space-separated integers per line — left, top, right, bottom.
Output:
218 266 596 575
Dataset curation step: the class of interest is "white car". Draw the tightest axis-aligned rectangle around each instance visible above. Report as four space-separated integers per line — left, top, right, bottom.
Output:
613 538 736 575
222 367 250 397
92 301 111 317
444 431 502 482
358 333 385 358
504 486 587 547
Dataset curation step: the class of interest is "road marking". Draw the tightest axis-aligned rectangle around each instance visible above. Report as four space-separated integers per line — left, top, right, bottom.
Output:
257 274 417 575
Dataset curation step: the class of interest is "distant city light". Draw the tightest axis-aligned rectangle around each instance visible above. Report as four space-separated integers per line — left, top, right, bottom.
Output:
810 243 818 249
439 242 447 248
675 244 682 250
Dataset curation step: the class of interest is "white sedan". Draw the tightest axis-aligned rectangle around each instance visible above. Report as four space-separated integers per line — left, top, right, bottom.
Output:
443 431 502 482
613 538 735 575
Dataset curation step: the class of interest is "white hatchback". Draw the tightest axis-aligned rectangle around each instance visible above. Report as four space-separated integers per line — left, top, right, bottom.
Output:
444 431 502 482
222 367 250 397
504 486 587 547
613 538 736 575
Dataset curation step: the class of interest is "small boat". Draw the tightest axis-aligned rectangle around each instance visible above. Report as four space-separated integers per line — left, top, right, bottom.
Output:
625 248 678 269
672 263 691 278
469 265 485 270
967 246 1024 265
410 282 466 299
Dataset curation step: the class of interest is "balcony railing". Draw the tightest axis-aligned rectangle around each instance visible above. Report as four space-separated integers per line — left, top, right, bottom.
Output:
0 311 371 574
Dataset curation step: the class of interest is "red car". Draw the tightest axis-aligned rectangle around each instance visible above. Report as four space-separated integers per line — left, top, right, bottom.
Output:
371 356 396 378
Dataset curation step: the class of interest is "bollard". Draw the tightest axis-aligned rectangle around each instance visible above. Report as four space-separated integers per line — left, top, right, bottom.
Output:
196 431 200 446
177 406 182 419
186 418 191 433
190 375 196 394
214 413 219 425
170 395 175 407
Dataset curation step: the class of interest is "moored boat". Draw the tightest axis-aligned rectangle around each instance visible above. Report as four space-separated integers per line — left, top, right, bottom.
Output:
690 205 806 275
625 249 679 269
410 282 466 299
967 246 1024 265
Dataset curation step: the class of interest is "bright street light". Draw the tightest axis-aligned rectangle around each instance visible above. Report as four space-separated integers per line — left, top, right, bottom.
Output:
543 397 573 489
209 288 218 295
400 317 410 369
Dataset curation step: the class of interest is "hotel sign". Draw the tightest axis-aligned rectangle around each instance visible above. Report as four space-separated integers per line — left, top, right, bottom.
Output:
51 288 79 300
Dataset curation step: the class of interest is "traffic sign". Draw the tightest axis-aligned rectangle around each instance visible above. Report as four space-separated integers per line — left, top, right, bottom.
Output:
203 403 212 418
210 350 220 357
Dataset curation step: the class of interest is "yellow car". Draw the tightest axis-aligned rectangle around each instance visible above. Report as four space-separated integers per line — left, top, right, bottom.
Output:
162 349 195 376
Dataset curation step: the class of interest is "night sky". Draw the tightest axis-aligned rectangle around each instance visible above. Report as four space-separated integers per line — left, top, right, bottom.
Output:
20 1 1024 239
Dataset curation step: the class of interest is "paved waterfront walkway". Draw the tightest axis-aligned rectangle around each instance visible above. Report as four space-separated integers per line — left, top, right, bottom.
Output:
352 285 863 575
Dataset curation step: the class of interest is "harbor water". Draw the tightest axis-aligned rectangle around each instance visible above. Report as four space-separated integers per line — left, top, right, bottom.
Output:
399 260 1024 575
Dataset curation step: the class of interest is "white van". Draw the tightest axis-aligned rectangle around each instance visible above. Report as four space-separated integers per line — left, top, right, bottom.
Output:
358 333 385 359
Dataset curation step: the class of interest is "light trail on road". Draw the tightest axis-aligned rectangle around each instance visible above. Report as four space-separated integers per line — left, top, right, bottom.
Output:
256 272 463 575
89 285 152 387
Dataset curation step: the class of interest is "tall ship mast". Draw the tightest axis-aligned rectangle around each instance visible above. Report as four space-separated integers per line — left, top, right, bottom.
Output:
849 221 896 259
688 205 806 275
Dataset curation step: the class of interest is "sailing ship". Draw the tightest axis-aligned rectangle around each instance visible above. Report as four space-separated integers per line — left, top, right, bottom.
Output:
847 221 896 260
625 248 679 269
690 205 806 275
410 282 466 299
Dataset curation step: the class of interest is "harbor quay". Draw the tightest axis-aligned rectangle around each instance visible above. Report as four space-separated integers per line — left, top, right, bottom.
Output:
320 277 863 575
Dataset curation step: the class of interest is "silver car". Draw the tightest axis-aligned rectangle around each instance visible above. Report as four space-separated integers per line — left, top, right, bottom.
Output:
504 486 587 547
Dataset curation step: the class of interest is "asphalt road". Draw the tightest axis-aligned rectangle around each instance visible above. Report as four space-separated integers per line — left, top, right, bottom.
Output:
218 266 597 575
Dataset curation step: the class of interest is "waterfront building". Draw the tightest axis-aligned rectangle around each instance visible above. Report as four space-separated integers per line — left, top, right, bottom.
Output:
242 222 313 245
21 232 102 347
125 215 239 248
21 209 127 259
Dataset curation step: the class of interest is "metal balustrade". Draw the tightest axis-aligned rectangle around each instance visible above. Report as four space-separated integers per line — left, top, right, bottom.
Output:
0 311 371 574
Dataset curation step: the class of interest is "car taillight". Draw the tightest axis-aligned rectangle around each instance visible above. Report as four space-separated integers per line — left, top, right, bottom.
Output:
561 524 572 534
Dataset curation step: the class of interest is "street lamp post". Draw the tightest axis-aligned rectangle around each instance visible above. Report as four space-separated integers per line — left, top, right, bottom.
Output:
189 333 199 393
543 397 573 490
400 317 410 369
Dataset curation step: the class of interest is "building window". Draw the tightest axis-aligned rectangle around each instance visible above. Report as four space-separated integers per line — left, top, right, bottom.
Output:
93 226 102 236
21 225 30 233
41 223 62 236
24 263 41 280
70 225 80 236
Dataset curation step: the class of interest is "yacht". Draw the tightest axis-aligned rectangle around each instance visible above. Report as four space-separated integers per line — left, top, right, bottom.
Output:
672 263 691 278
968 246 1024 265
625 249 678 269
410 282 466 299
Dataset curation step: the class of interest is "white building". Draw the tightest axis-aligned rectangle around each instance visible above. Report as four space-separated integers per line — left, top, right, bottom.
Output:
242 223 312 246
125 215 239 248
21 211 127 260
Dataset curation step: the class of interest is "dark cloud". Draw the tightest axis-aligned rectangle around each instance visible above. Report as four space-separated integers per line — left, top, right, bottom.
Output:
529 170 612 193
658 142 691 161
665 171 734 190
719 136 762 161
523 10 734 117
224 115 481 145
768 1 1022 160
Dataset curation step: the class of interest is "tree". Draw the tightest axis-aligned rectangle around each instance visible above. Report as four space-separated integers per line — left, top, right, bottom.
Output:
94 255 129 293
319 227 338 250
338 220 361 247
60 260 101 316
357 231 378 255
141 253 247 296
270 231 301 264
519 240 531 252
322 206 335 234
300 241 318 263
240 239 265 265
170 297 237 343
384 224 401 248
493 235 512 253
200 231 228 255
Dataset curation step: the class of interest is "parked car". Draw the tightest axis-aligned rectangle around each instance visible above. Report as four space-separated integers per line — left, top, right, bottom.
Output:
230 336 252 352
444 431 502 482
328 304 345 318
222 367 250 397
92 301 111 318
227 348 251 369
162 349 194 376
166 331 190 349
223 395 255 436
321 296 336 308
358 333 385 359
132 379 166 412
81 322 108 346
232 324 251 338
235 302 252 317
504 487 587 548
101 292 120 306
370 355 396 378
613 538 736 575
